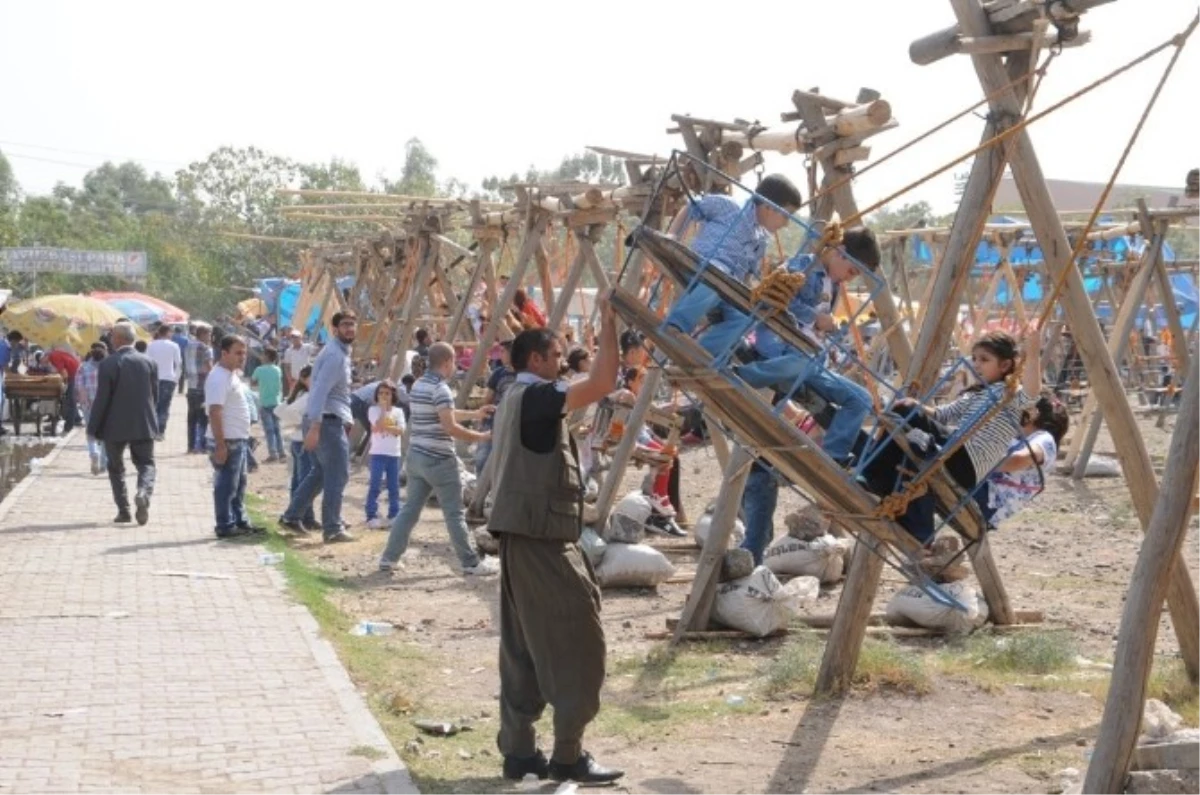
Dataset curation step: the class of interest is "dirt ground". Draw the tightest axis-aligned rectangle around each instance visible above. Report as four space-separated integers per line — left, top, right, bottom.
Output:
250 408 1198 795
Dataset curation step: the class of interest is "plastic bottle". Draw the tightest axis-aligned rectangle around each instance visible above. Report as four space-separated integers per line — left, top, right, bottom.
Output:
351 621 396 636
259 552 285 565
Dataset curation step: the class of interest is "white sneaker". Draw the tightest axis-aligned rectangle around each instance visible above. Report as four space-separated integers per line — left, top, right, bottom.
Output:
464 556 500 576
366 517 386 530
379 558 405 573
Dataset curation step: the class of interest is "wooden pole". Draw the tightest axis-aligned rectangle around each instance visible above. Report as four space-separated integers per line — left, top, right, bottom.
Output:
455 212 550 409
446 239 496 344
815 537 886 693
1067 232 1161 477
1083 354 1199 794
952 0 1199 678
590 368 663 530
547 229 598 331
386 236 440 381
673 448 754 640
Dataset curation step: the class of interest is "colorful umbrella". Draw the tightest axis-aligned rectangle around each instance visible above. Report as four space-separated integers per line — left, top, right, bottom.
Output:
90 291 189 326
4 294 149 350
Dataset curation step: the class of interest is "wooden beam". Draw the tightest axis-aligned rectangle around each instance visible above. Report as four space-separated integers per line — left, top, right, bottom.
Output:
1084 354 1199 793
674 448 754 640
910 26 1090 65
952 0 1199 679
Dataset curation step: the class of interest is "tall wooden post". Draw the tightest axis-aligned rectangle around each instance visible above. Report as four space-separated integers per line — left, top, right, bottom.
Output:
455 211 550 409
387 235 439 382
445 237 498 344
1083 354 1199 793
951 0 1199 678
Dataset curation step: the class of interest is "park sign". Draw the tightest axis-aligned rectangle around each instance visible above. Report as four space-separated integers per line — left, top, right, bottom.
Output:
0 247 148 277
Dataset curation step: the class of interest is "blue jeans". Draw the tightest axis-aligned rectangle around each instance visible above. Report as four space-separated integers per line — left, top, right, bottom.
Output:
288 440 317 525
664 283 751 356
260 405 284 459
474 439 493 476
155 380 174 436
737 352 872 461
367 454 403 520
209 438 250 534
740 462 779 565
283 416 350 539
381 449 478 570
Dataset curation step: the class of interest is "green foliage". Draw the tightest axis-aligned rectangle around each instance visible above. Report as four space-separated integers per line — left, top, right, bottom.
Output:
866 200 935 234
945 630 1078 675
382 138 438 197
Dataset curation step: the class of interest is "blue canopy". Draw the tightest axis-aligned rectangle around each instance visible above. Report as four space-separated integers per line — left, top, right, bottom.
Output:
253 276 355 335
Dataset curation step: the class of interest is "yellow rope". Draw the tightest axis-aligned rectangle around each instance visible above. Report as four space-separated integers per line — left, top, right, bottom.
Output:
750 270 807 315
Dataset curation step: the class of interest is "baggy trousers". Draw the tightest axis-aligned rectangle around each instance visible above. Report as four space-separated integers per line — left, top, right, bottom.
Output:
497 534 605 764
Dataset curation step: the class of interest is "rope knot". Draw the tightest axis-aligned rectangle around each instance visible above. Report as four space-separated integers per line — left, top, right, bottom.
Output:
751 269 807 314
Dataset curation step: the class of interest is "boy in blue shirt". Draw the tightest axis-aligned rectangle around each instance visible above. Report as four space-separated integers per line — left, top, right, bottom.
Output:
663 174 803 356
733 226 881 465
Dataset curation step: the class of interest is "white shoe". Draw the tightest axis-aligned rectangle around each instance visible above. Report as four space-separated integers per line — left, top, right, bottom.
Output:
379 558 405 573
366 517 386 530
464 556 500 576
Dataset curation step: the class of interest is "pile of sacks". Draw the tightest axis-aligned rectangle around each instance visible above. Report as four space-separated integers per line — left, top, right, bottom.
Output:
884 535 987 634
588 491 675 589
763 505 852 585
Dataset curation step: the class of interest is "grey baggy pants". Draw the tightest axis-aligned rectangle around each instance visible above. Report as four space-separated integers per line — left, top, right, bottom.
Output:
496 534 606 764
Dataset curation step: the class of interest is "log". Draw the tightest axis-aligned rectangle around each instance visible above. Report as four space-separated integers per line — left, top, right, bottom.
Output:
831 100 893 137
816 537 886 694
910 27 1091 65
721 125 808 156
951 0 1199 680
1131 741 1200 772
833 146 872 166
1084 355 1199 793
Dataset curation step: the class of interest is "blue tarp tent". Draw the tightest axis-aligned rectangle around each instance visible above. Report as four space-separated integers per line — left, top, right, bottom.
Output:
253 276 356 335
907 216 1196 328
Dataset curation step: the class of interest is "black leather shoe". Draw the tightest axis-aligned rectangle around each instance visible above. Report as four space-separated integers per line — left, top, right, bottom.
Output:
548 752 624 783
502 750 550 780
114 511 133 524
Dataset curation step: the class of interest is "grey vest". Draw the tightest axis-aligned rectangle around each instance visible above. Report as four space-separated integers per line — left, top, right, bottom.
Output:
487 381 583 541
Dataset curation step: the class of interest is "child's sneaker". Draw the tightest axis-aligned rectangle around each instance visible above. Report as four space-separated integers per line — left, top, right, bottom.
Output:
366 517 386 530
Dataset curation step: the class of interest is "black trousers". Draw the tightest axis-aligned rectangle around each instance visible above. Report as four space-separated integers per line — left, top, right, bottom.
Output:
186 388 207 452
104 439 156 512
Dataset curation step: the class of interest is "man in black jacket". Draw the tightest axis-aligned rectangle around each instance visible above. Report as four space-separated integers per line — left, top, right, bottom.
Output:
87 322 159 525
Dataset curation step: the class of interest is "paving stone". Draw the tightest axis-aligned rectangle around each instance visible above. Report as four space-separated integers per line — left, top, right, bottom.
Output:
0 396 416 793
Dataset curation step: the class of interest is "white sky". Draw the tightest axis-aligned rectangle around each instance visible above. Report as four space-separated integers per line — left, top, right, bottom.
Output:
1 0 1197 214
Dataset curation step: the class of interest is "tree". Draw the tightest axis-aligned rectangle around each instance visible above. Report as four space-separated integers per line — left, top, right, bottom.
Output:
175 146 299 228
300 158 366 192
382 138 438 197
0 149 19 247
866 200 934 234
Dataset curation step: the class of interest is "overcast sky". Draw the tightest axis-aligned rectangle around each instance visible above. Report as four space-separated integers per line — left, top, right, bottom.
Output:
2 1 1197 214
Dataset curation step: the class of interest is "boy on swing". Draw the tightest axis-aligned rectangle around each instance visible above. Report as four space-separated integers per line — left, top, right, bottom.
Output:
662 174 803 356
732 226 881 466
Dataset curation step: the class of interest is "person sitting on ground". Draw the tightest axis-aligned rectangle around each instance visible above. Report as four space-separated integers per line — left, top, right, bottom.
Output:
276 365 318 531
731 227 880 467
364 380 406 530
662 174 803 356
974 394 1069 528
859 331 1031 545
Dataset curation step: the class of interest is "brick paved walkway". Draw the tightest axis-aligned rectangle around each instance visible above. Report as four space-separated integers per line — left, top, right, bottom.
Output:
0 394 416 794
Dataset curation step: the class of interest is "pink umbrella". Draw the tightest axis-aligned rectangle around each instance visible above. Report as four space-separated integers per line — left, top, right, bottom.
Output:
91 291 189 325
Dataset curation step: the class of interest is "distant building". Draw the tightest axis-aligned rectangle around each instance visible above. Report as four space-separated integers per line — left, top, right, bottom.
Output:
991 175 1184 213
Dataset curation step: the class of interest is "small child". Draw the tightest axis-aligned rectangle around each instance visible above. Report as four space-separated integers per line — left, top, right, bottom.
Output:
975 395 1069 528
366 380 406 529
664 174 803 356
252 348 285 462
276 365 317 530
860 331 1031 544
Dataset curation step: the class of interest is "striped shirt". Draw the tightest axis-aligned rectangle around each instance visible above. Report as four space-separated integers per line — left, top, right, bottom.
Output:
408 372 456 460
933 384 1031 484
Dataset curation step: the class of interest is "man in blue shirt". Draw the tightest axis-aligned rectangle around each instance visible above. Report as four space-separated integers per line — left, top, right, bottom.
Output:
663 174 802 357
279 311 358 543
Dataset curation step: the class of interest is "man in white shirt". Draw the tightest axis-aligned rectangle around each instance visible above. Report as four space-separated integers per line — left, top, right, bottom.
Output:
282 330 312 393
205 334 263 539
146 324 183 441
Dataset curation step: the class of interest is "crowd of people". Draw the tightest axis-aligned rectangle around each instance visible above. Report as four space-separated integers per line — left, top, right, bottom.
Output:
2 171 1187 786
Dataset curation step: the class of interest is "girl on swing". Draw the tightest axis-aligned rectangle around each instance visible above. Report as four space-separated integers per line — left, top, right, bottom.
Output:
975 394 1069 528
858 331 1032 544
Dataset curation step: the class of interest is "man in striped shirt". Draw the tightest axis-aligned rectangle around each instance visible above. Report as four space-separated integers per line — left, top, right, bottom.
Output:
380 342 498 575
